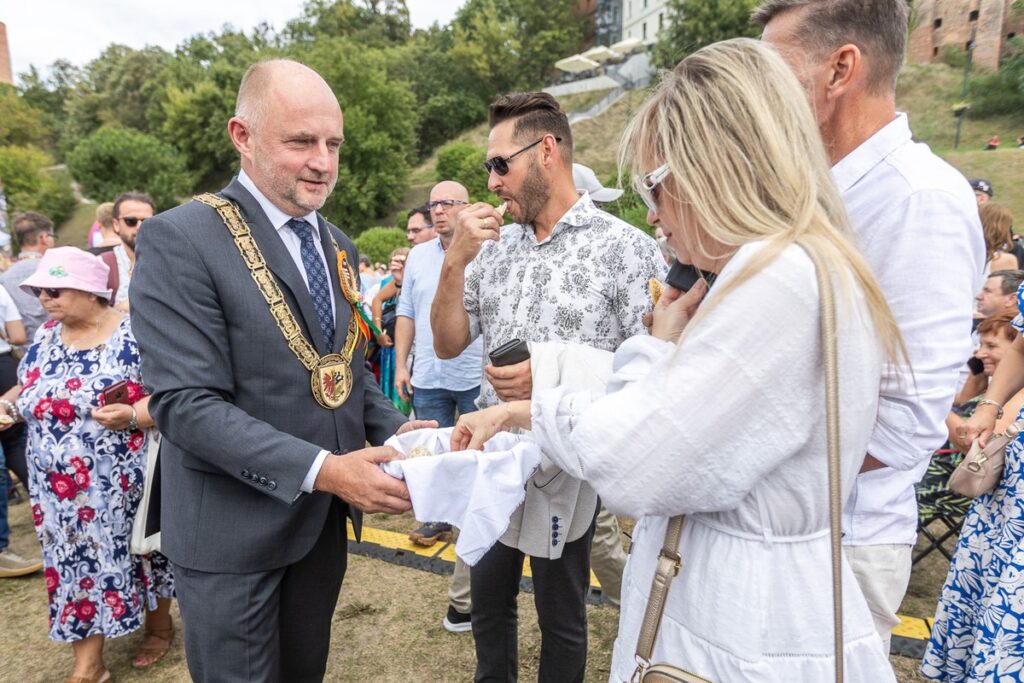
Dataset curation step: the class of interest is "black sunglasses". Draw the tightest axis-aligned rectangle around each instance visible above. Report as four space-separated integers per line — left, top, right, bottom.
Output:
484 136 562 176
31 287 61 299
120 216 145 228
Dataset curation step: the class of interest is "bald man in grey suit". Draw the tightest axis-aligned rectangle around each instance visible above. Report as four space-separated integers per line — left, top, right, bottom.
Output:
131 59 432 682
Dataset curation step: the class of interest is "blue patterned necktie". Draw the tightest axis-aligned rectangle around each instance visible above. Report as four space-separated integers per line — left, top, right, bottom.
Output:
287 218 335 350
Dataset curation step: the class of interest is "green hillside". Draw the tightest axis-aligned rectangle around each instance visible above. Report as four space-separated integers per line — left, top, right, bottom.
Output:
401 61 1022 225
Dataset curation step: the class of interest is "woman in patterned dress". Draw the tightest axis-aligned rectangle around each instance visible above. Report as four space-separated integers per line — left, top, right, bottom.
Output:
926 287 1024 681
0 247 174 683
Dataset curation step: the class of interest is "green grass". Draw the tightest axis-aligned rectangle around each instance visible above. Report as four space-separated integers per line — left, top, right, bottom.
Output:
56 201 97 250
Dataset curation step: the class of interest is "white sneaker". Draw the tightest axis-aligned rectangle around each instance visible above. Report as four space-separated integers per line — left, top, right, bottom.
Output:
0 548 43 577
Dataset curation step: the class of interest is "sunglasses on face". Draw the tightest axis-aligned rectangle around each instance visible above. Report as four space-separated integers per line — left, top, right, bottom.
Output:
31 287 62 299
427 199 467 211
635 163 671 213
484 136 563 176
119 216 145 228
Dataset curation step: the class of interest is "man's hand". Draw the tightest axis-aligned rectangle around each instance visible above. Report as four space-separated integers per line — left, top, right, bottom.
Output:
394 364 414 403
448 202 503 268
313 446 412 514
396 419 438 435
485 358 532 401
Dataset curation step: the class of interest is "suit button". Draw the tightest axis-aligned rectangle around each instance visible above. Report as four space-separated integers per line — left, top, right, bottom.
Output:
259 476 268 486
552 540 559 546
242 470 250 479
552 516 559 522
552 523 559 530
268 480 277 491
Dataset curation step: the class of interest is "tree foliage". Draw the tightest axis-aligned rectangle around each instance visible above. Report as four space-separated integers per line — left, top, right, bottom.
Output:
0 146 77 225
353 226 408 264
435 142 493 204
66 128 194 210
653 0 760 69
0 85 47 147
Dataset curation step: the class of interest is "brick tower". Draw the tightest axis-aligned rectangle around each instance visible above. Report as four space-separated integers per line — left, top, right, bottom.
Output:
0 22 12 85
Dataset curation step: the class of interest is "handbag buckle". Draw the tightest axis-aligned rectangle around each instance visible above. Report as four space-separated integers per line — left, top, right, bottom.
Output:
658 549 682 577
631 655 651 682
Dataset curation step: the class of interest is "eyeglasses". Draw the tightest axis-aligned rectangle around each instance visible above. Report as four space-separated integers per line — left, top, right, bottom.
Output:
406 227 431 235
30 287 61 299
120 216 146 228
484 136 562 176
427 199 467 211
634 163 671 213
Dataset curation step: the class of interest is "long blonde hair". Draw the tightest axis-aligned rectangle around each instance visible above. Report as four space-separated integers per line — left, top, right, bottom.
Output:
619 38 903 363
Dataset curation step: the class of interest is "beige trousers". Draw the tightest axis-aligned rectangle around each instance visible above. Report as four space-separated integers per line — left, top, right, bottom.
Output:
844 543 913 655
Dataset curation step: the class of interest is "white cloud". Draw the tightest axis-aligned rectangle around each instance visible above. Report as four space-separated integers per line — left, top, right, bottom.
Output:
3 0 466 80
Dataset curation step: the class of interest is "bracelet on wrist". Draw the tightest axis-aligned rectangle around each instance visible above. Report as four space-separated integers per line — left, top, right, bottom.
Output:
127 406 139 432
0 398 18 421
977 399 1004 419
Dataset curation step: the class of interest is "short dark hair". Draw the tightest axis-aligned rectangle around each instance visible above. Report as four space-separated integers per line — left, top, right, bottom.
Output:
408 204 432 226
113 192 156 219
989 269 1024 296
11 211 54 248
488 92 573 163
976 311 1018 342
359 254 372 268
752 0 908 94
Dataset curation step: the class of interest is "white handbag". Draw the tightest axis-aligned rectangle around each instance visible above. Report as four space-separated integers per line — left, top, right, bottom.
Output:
130 430 162 555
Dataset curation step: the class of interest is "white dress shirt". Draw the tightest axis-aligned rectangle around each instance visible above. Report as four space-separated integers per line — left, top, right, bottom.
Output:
835 114 985 545
237 170 336 493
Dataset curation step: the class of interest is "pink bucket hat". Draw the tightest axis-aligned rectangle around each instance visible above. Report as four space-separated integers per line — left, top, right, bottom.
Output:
21 247 113 302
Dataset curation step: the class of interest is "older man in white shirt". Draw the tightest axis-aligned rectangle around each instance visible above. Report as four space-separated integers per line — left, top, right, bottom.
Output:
759 0 984 655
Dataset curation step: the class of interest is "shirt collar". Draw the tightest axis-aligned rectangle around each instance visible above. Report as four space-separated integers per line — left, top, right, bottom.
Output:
519 192 596 245
830 113 911 193
237 169 320 234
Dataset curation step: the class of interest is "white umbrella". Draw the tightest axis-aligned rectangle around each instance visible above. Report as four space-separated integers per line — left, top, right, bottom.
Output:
555 54 601 73
581 45 618 63
610 37 645 54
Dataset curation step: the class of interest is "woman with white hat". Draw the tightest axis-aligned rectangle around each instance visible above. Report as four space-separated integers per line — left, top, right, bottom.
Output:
0 246 175 683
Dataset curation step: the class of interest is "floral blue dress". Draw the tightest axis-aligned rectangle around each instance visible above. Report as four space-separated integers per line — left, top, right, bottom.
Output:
17 317 174 642
921 286 1024 681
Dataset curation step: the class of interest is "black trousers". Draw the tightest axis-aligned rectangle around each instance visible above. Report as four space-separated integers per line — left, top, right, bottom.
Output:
0 352 27 486
470 517 596 683
174 499 347 683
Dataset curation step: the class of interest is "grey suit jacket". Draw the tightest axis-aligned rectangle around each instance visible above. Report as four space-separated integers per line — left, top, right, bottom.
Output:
131 179 406 573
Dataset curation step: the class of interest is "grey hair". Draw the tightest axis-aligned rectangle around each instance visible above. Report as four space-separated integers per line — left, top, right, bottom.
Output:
752 0 908 94
234 59 296 131
991 269 1024 296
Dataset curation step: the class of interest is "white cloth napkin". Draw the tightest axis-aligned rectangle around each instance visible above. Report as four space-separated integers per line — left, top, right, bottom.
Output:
381 428 542 565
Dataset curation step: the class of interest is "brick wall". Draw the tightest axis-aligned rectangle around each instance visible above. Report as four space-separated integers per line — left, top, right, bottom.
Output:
908 0 1021 71
0 22 12 85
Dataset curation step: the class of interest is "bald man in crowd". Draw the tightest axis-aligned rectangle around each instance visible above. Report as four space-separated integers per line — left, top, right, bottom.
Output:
132 59 431 682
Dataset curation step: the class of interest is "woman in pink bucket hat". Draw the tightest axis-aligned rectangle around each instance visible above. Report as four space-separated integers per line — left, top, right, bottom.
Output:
0 246 176 682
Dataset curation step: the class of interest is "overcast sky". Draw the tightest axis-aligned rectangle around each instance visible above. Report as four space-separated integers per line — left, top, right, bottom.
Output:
2 0 466 81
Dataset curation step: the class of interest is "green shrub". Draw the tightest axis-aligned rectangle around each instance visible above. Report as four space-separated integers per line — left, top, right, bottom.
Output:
436 141 493 203
0 145 77 226
353 226 409 265
66 127 194 210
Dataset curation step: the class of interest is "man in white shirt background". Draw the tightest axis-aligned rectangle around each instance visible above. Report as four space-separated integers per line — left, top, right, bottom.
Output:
759 0 985 655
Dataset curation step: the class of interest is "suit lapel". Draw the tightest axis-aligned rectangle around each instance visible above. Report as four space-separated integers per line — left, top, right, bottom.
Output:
220 180 329 356
317 217 352 355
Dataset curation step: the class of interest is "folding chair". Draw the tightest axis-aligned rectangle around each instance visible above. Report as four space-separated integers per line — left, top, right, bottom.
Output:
914 447 970 565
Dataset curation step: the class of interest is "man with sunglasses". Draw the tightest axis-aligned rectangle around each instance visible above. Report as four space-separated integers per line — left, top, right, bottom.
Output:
431 92 664 682
102 191 155 312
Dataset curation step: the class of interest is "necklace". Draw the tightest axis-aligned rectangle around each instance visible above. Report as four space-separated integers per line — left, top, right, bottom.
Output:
62 310 111 352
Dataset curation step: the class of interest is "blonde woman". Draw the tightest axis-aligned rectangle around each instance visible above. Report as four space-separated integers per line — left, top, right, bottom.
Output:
979 202 1017 275
452 39 901 680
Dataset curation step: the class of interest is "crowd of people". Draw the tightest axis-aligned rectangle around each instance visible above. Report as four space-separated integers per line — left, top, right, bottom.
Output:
1 1 1022 681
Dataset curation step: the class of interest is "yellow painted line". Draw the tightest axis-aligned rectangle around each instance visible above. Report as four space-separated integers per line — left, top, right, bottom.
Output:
347 522 441 558
892 614 932 640
522 556 601 588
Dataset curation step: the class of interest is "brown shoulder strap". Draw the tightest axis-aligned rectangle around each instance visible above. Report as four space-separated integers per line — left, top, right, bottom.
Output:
100 250 120 301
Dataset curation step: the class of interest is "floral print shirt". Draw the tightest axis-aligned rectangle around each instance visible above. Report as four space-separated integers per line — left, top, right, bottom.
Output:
465 192 666 407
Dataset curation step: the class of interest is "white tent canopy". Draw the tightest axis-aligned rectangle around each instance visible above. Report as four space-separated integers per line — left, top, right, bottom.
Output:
555 54 601 73
610 37 645 54
581 45 618 63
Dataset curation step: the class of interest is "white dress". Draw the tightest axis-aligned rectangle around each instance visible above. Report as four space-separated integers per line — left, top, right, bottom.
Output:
530 242 897 682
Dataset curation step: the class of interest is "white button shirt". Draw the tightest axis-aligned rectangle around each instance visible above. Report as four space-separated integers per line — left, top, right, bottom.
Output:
835 114 985 545
237 169 337 493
